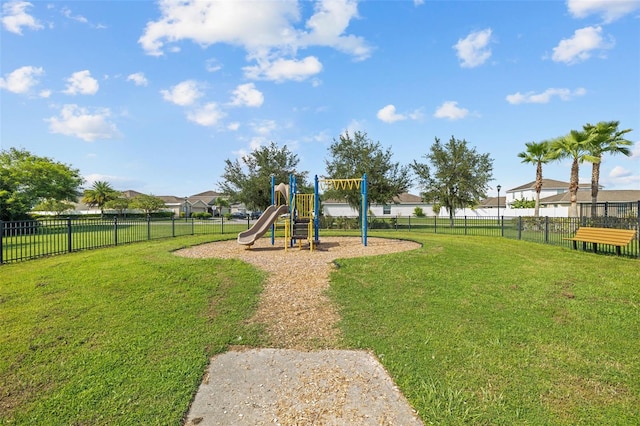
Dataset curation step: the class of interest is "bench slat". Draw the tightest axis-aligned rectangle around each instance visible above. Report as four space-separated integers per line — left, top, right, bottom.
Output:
566 227 636 255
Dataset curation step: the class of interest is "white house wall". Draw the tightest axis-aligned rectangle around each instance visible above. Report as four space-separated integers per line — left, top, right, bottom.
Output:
324 204 569 218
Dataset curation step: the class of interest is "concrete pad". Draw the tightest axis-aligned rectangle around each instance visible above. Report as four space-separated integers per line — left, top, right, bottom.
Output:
185 349 423 425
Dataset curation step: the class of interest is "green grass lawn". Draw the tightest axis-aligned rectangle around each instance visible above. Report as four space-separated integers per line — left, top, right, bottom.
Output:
1 232 638 424
1 235 265 425
330 232 640 425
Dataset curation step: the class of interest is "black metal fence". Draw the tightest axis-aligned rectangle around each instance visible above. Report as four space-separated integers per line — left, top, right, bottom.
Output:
579 201 640 218
0 216 252 264
2 214 639 264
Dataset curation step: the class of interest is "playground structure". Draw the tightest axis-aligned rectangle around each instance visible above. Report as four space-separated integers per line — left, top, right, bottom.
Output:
237 174 368 249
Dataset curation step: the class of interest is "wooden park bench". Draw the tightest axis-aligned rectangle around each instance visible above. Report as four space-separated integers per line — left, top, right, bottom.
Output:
566 227 637 255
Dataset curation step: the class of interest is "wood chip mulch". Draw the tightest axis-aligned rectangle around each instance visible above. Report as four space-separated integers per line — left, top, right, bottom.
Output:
176 236 424 425
174 236 420 349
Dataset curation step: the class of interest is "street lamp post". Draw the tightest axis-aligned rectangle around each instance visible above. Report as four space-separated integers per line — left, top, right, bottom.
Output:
496 185 501 225
184 197 188 222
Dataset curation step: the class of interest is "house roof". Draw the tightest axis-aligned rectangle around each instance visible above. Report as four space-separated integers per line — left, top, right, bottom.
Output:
477 196 506 208
191 190 223 197
121 190 144 198
507 179 592 192
540 190 640 204
157 195 184 204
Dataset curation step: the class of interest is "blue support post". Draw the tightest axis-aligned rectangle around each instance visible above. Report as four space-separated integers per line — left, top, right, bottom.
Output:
314 175 320 244
362 173 368 246
271 174 275 245
289 174 296 247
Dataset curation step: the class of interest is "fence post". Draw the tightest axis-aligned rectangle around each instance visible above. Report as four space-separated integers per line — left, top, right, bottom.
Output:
221 215 224 234
172 216 175 237
500 216 504 237
0 220 3 264
464 216 467 235
407 215 410 231
191 217 195 235
518 216 522 240
67 217 73 253
544 216 549 244
434 215 437 233
114 217 118 246
147 215 151 240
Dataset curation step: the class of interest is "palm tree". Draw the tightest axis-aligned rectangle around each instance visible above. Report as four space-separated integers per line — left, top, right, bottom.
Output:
549 130 597 218
214 196 230 217
82 181 119 217
517 140 553 217
583 121 633 217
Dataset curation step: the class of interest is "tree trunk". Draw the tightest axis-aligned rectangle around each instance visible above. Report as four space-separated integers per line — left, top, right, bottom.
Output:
569 159 579 218
591 160 601 218
534 161 542 217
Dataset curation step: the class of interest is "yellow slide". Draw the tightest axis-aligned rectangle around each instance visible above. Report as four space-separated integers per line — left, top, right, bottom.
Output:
237 204 289 246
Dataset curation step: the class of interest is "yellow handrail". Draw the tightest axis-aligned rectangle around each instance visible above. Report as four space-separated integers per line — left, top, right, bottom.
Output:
319 178 362 191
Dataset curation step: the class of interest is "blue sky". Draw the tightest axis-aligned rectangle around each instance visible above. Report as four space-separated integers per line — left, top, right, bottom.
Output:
2 0 639 198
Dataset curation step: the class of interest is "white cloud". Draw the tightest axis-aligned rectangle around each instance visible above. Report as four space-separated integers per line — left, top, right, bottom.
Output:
299 0 371 61
229 83 264 107
0 65 44 94
160 80 202 106
139 0 300 56
607 165 640 187
249 138 263 151
1 0 43 34
46 104 120 142
251 119 277 136
244 56 323 82
377 105 406 123
609 165 631 178
186 103 225 127
127 72 148 86
506 87 587 104
138 0 370 81
414 0 425 6
61 7 88 24
376 105 423 123
567 0 640 23
453 28 493 68
83 173 137 189
630 141 640 159
63 70 99 95
227 122 240 131
205 58 222 72
343 119 365 136
551 26 613 64
434 101 469 120
39 89 51 98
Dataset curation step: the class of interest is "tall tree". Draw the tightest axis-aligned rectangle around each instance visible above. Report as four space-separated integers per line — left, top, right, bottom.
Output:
583 121 633 216
549 130 596 218
104 195 131 217
517 140 553 217
129 194 166 216
214 197 230 216
219 142 308 211
32 199 76 216
82 181 119 218
0 148 83 221
412 136 493 222
324 131 411 215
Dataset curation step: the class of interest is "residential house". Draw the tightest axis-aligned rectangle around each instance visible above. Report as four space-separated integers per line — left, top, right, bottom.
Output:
188 191 229 216
505 179 593 206
323 192 435 217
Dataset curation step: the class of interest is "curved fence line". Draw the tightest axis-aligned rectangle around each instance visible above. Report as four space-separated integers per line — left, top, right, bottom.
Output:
1 215 638 264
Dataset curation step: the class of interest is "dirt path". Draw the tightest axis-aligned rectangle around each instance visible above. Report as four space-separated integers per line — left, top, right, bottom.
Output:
175 236 423 425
